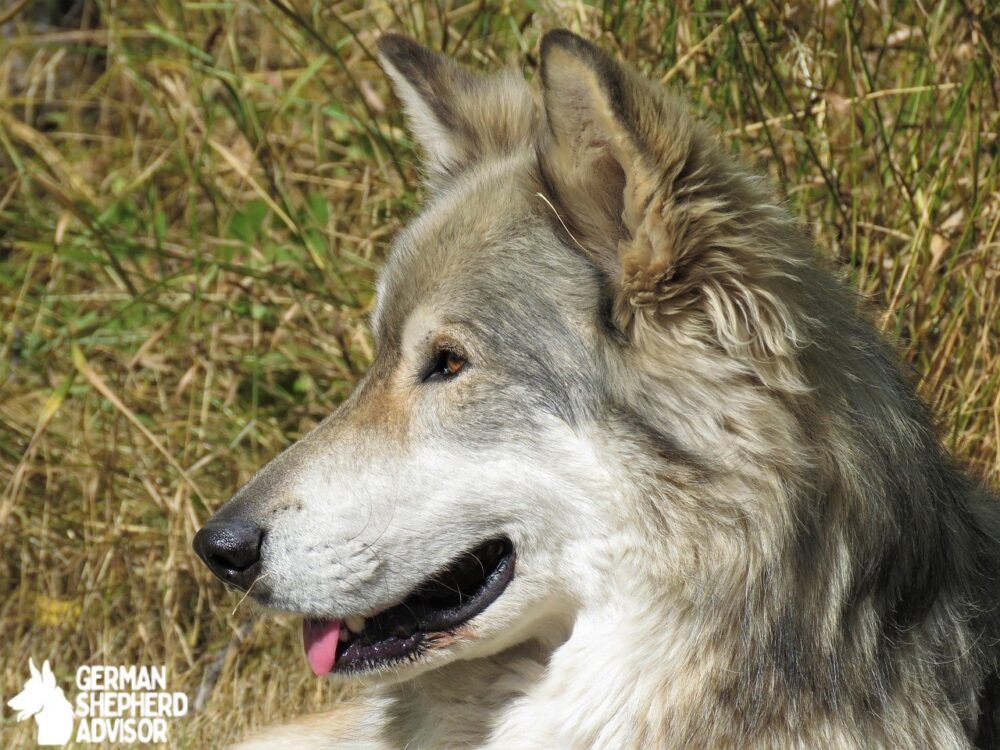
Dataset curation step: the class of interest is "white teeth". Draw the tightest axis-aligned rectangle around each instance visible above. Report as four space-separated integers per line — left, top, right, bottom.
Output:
345 615 365 634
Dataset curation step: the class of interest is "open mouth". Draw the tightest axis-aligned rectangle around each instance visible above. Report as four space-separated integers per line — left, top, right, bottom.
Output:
303 537 515 675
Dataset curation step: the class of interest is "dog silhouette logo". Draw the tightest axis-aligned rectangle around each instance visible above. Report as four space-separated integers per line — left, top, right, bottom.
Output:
8 659 74 746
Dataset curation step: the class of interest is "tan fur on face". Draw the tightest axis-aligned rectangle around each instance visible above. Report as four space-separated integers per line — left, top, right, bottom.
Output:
304 357 413 446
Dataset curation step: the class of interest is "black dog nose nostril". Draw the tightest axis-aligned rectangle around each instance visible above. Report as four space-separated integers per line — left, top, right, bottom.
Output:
193 520 264 591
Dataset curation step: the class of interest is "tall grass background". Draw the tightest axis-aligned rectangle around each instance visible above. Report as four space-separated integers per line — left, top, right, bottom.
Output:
1 1 997 746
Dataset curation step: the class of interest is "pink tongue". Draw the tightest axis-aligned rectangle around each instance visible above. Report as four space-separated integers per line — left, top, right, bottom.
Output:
303 618 342 676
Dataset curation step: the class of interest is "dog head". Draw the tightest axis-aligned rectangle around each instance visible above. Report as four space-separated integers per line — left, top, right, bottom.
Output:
8 660 66 721
194 31 823 684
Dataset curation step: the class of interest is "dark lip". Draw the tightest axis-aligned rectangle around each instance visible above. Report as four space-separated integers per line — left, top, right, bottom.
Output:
331 537 516 674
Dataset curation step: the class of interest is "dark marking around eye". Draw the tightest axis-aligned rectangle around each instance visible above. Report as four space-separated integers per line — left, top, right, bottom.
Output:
422 348 467 383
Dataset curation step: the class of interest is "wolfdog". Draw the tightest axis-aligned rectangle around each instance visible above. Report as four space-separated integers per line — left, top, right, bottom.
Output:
193 30 1000 749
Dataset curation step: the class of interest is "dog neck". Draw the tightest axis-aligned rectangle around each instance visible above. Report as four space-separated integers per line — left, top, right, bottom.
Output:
375 560 732 749
375 513 980 750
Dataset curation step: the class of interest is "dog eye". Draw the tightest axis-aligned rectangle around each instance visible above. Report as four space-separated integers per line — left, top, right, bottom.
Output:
423 348 466 383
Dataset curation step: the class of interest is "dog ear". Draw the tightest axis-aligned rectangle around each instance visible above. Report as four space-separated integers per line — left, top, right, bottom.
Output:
537 30 664 282
538 31 802 382
539 29 716 300
378 34 535 189
29 658 40 679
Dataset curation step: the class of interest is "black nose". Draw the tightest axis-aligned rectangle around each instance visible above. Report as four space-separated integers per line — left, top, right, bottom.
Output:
193 520 264 591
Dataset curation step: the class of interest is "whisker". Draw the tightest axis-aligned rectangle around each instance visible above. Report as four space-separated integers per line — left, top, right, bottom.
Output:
231 572 272 616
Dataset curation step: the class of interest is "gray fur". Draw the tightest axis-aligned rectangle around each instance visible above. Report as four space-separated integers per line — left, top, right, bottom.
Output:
199 31 1000 749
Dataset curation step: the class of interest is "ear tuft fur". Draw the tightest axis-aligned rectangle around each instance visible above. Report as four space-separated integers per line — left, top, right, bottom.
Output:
538 29 808 391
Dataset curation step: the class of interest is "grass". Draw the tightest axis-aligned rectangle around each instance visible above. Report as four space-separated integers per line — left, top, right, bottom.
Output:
1 0 997 746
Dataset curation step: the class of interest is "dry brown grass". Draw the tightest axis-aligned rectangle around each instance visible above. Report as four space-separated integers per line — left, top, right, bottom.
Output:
1 1 997 747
